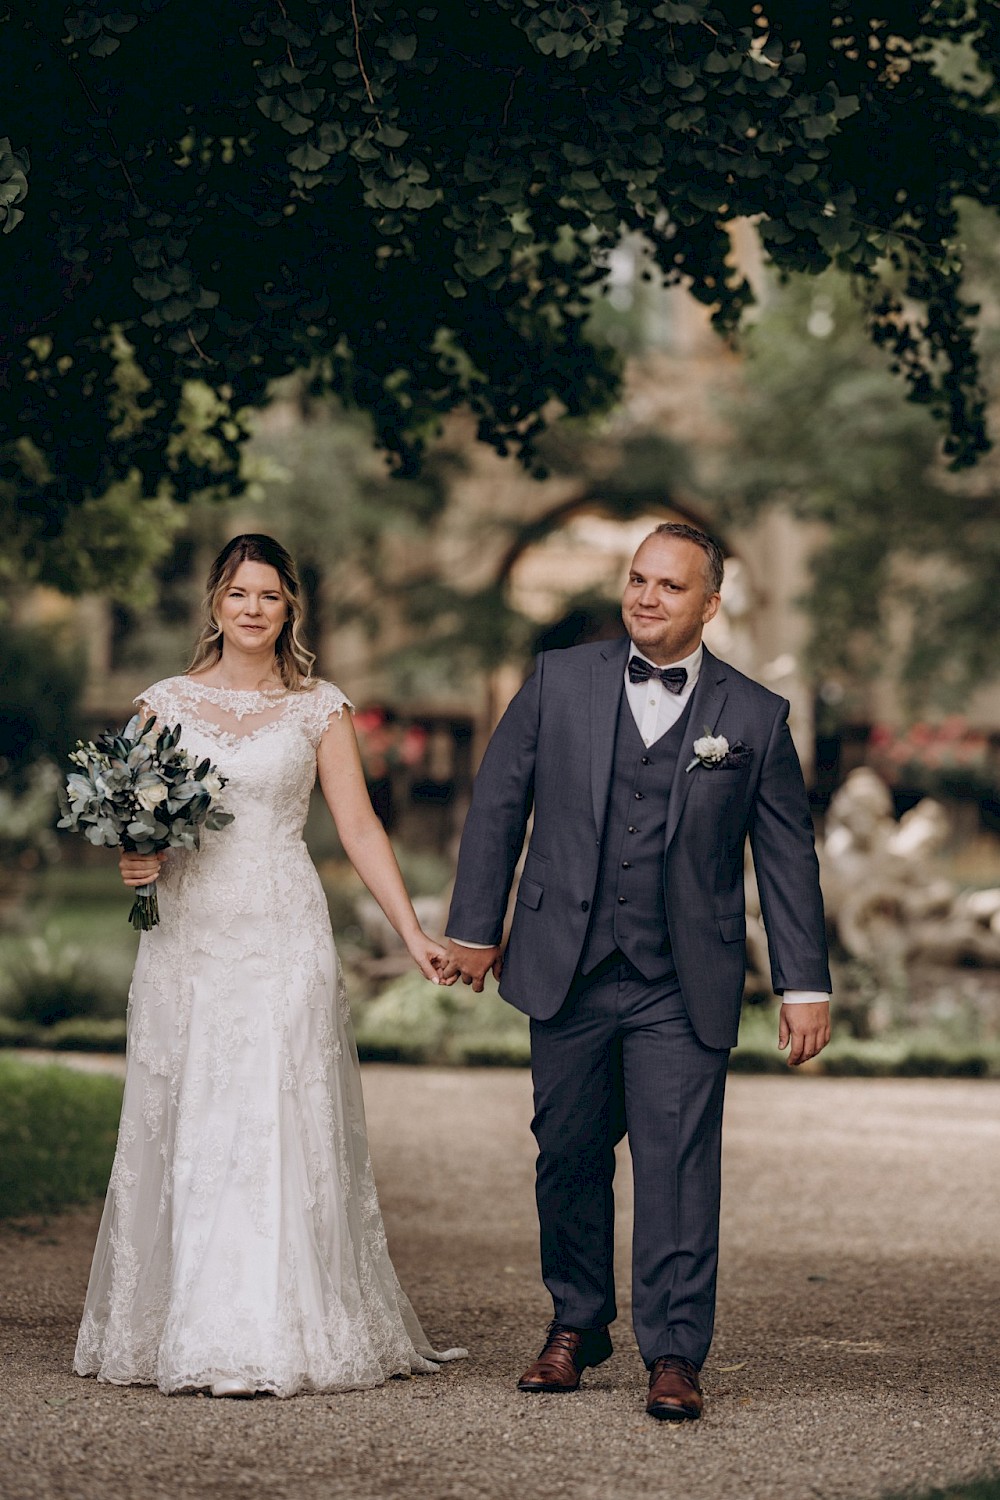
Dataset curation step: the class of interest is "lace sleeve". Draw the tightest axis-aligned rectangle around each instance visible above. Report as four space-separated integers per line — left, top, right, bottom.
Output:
300 681 354 747
133 678 181 725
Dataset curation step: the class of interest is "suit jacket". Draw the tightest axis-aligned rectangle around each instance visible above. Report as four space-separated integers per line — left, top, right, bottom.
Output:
446 638 830 1049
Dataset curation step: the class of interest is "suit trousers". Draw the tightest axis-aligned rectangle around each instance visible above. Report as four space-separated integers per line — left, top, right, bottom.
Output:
529 952 730 1369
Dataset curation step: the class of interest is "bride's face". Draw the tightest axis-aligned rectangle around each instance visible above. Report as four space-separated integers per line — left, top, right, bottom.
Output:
217 560 288 656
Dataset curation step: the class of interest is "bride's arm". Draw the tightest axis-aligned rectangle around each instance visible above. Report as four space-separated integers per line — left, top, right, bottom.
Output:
316 710 451 984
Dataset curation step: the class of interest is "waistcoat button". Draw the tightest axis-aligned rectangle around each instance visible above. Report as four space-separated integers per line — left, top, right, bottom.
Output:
641 756 651 765
621 861 631 869
617 896 627 905
634 791 644 800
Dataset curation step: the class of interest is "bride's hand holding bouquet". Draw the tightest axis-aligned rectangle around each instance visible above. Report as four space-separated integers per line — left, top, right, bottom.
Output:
58 713 234 930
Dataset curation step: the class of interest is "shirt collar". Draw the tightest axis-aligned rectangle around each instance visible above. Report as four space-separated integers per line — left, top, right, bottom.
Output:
627 641 703 688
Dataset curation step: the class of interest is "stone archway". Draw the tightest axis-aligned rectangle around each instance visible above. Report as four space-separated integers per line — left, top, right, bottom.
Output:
486 498 757 726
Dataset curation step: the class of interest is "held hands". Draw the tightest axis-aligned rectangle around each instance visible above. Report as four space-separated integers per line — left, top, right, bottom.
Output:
437 940 503 993
119 850 167 888
405 931 460 987
778 1001 831 1067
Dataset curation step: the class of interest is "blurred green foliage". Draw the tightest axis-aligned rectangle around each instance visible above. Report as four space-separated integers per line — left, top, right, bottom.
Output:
0 622 86 896
0 622 85 782
353 970 530 1067
245 383 453 654
4 932 106 1028
0 872 136 1019
2 870 998 1077
0 1056 121 1218
719 202 1000 706
733 999 1000 1078
0 1014 126 1051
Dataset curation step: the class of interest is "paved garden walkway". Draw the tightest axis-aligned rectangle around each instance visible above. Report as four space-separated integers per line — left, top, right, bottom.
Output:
1 1067 998 1500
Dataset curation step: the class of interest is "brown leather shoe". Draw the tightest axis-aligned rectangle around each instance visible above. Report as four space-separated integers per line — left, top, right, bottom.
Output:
646 1355 703 1421
517 1322 613 1393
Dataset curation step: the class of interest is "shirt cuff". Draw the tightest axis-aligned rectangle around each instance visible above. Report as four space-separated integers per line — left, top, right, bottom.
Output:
446 937 494 950
780 990 831 1005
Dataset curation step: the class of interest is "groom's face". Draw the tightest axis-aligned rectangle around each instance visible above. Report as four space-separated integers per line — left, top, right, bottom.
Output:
621 536 720 665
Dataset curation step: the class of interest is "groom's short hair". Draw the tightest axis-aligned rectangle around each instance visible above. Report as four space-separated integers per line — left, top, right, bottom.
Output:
649 522 724 597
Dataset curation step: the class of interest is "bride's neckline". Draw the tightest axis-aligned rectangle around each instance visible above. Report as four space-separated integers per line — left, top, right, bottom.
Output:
183 675 292 698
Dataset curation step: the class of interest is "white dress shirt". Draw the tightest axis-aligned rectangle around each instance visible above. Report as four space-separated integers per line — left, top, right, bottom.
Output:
451 638 830 1006
626 640 703 746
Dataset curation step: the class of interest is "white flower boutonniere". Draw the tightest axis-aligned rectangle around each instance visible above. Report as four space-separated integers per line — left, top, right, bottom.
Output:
686 729 730 773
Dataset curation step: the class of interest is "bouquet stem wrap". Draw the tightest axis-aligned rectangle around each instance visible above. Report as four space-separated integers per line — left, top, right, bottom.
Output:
128 880 161 932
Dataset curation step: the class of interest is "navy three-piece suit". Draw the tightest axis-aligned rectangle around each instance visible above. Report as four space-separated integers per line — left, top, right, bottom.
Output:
447 637 830 1366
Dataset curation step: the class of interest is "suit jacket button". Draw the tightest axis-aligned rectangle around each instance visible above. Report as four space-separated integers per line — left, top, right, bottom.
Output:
580 900 590 912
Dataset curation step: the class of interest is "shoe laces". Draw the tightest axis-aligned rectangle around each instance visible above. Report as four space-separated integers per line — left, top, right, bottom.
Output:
650 1354 699 1382
540 1321 586 1358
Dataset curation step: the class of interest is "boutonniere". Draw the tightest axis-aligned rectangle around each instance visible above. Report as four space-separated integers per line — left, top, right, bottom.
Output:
686 729 752 773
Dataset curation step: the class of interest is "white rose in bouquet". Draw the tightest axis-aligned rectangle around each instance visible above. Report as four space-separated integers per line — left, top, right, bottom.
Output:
136 782 169 811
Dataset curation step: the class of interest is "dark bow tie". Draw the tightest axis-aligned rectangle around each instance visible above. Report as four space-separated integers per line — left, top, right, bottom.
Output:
627 656 688 693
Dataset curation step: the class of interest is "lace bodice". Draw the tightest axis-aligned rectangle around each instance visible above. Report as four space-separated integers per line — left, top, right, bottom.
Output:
136 675 352 852
138 674 352 741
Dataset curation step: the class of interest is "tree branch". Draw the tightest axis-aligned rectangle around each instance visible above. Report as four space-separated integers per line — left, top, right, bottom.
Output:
350 0 376 106
23 18 141 212
502 68 523 128
274 0 296 70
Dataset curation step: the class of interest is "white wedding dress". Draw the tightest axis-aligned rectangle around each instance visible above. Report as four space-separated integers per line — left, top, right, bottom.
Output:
74 676 463 1396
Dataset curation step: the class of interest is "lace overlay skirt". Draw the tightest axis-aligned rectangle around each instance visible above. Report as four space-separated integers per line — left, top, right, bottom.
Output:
74 851 457 1395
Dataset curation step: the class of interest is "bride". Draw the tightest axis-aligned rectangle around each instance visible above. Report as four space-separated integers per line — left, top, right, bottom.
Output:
74 533 464 1398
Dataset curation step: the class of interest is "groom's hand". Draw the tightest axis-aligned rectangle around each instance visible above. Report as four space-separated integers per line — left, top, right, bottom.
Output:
439 940 503 993
778 1001 831 1067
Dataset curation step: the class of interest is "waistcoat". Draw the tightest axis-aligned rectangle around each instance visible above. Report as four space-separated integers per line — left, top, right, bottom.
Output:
579 691 695 980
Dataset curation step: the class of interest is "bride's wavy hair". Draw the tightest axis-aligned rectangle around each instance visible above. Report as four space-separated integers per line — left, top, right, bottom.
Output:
188 534 317 691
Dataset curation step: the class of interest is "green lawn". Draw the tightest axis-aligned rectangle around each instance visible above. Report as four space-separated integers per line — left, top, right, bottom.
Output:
895 1481 1000 1500
0 1055 121 1218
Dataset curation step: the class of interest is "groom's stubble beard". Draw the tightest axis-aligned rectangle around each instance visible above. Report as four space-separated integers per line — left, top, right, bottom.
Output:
621 587 717 666
624 611 705 664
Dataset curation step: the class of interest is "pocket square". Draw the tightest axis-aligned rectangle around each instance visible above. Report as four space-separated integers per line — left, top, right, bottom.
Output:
719 742 753 768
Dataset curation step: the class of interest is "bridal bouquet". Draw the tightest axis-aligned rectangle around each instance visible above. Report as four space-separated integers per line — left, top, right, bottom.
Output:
58 714 234 930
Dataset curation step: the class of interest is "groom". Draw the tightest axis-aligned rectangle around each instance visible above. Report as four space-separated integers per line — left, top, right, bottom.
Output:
441 523 831 1421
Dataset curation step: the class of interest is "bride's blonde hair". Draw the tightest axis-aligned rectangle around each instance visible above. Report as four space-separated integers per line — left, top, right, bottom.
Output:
188 534 317 690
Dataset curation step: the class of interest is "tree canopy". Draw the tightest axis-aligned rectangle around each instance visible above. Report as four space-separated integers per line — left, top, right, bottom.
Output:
2 0 998 593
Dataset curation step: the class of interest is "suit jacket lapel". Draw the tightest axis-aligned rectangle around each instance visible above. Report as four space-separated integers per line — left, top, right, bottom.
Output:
590 637 628 835
663 646 729 854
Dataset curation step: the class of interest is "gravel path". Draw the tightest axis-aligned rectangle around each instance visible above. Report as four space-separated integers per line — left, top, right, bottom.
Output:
1 1066 998 1500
